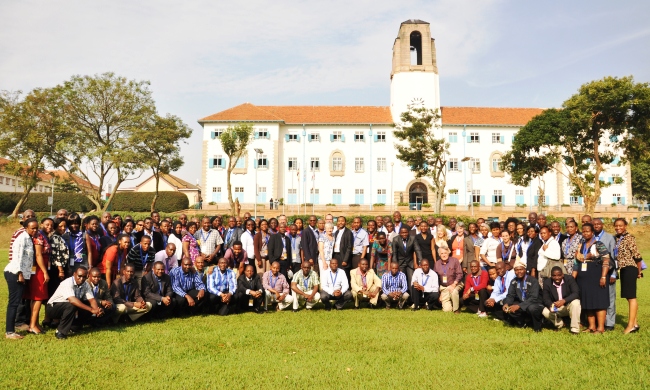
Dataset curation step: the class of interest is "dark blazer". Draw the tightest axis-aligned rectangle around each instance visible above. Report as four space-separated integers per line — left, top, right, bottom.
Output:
333 227 354 268
134 230 164 252
141 272 174 303
86 279 113 305
268 233 292 263
110 277 144 304
504 275 543 311
301 226 319 263
526 238 543 274
235 274 264 295
391 235 422 269
223 227 244 249
542 275 580 308
447 234 476 270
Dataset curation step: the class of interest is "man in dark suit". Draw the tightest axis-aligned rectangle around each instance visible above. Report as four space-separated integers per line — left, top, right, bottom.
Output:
80 267 115 327
391 226 422 286
133 217 164 251
223 216 244 250
235 265 265 314
300 215 320 273
268 223 292 280
333 216 354 282
141 261 177 319
542 266 581 334
503 261 544 332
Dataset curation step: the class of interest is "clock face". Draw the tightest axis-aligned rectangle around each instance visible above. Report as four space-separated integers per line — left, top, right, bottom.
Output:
409 97 425 108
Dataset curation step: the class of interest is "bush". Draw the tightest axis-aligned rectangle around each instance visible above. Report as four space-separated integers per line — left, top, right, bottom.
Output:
0 192 96 214
472 202 480 207
349 204 360 207
561 204 570 207
493 203 502 207
444 203 457 206
422 203 431 208
516 203 527 207
109 192 189 212
397 202 409 206
373 203 385 207
326 203 336 206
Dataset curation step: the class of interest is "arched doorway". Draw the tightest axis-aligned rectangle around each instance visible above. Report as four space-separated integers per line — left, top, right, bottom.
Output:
409 182 428 209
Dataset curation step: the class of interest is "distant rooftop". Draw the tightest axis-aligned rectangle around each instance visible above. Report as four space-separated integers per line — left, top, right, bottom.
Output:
402 19 429 25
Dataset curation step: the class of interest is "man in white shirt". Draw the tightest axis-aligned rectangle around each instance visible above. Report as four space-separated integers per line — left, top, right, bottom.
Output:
479 222 502 268
410 259 439 310
485 262 515 321
375 216 388 234
537 226 562 284
350 217 369 270
320 259 352 310
154 243 178 274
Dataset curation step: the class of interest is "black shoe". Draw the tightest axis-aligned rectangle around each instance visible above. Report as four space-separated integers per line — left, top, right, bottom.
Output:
411 308 420 311
255 309 265 315
534 329 542 333
325 307 331 311
55 330 67 340
605 326 615 332
353 306 360 310
292 309 298 313
335 307 343 311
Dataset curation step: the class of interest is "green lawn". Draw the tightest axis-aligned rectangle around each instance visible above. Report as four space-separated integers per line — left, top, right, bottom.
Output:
1 248 649 389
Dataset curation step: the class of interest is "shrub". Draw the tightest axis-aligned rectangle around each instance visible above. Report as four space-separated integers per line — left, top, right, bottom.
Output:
0 192 95 214
422 203 431 208
326 203 336 206
349 204 360 207
493 203 502 207
109 192 189 212
397 202 409 206
373 203 385 207
444 203 457 206
516 203 527 207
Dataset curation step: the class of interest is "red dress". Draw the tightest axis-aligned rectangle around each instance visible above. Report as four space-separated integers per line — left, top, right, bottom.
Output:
25 231 51 301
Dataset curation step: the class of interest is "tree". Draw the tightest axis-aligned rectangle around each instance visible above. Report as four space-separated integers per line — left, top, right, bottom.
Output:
0 88 68 217
631 157 650 203
502 76 650 213
136 114 192 212
220 123 254 214
393 106 449 213
53 72 155 211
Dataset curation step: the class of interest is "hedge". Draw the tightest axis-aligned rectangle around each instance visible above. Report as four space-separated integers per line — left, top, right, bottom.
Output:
108 191 189 213
0 192 95 214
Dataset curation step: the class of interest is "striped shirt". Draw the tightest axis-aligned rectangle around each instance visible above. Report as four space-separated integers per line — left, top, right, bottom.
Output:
381 271 408 294
206 268 237 295
4 231 34 279
169 266 206 297
126 244 156 272
8 227 25 262
194 228 224 256
291 270 320 292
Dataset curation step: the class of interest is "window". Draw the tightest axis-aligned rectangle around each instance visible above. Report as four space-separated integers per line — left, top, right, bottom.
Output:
331 131 343 142
310 189 320 204
377 189 386 203
492 157 502 172
472 190 481 204
287 189 297 205
448 158 459 171
287 134 298 142
355 157 364 172
0 177 3 184
515 189 524 205
332 189 342 204
470 158 480 173
610 173 621 184
332 156 342 171
355 189 364 204
469 132 480 143
354 131 365 142
255 128 269 139
449 132 458 143
375 131 386 142
492 133 502 144
493 190 503 204
12 179 16 186
235 156 245 169
234 186 244 202
613 194 625 205
211 128 224 139
310 158 320 171
255 155 268 169
288 157 297 171
211 155 225 169
212 187 217 192
570 196 579 205
377 158 386 172
235 187 244 192
309 133 320 142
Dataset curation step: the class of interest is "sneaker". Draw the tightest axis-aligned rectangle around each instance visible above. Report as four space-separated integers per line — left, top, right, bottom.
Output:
478 312 488 318
5 332 24 340
493 318 502 322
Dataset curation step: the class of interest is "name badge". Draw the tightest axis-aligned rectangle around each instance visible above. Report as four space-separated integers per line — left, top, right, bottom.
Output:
292 253 297 260
581 262 587 272
281 249 287 260
442 276 448 284
248 298 254 306
31 266 37 275
261 249 268 257
475 293 479 300
456 249 461 256
197 240 202 246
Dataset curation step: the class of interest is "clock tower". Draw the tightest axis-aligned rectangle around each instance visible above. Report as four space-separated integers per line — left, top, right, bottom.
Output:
389 19 441 123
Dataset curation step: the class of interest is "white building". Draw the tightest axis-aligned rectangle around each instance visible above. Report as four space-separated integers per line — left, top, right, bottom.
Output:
198 20 631 210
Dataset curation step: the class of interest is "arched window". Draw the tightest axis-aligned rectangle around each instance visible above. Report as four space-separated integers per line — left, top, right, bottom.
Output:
410 31 422 66
490 151 504 178
329 150 345 177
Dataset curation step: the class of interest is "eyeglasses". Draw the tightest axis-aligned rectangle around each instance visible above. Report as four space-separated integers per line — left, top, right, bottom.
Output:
137 224 144 227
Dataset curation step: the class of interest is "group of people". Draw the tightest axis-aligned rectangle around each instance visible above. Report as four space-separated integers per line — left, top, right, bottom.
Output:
4 208 644 339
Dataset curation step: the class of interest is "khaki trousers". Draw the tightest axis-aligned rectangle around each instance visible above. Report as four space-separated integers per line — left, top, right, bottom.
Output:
292 290 321 310
439 285 462 312
112 302 152 323
542 300 582 333
265 291 294 311
354 289 380 307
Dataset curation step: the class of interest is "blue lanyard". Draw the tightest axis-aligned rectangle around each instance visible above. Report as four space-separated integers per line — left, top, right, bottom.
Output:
441 263 448 275
201 230 211 242
582 238 595 259
330 271 338 288
614 235 624 258
226 229 233 243
290 236 297 252
500 276 506 293
123 283 131 302
281 236 287 251
270 274 278 289
564 234 576 256
139 247 149 267
421 274 429 286
518 276 527 300
501 242 513 261
472 275 481 287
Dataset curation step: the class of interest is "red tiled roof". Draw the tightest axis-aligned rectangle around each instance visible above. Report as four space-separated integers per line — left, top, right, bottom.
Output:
440 107 545 126
200 103 545 126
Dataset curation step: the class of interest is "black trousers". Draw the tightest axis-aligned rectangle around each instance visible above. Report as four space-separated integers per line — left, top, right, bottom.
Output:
291 262 302 274
411 286 440 310
77 301 116 327
505 302 544 331
321 290 352 310
4 271 24 333
486 301 505 320
463 289 490 313
45 302 77 336
333 252 351 282
208 292 237 316
234 291 264 312
146 298 178 319
173 289 207 316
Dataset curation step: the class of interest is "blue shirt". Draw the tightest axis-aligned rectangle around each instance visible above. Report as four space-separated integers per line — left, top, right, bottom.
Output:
206 268 237 296
490 269 515 303
169 266 205 297
381 271 408 294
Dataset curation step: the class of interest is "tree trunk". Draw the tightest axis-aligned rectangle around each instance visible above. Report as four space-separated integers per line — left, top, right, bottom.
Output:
12 188 32 218
85 195 102 212
102 179 123 212
226 164 234 215
151 172 160 212
584 197 596 214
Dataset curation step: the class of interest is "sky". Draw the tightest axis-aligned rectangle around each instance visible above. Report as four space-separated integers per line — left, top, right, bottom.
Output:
1 0 649 189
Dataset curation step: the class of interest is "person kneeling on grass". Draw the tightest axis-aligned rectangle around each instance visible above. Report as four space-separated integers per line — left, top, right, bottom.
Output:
80 267 115 327
263 261 293 311
235 265 265 314
291 261 321 312
410 259 439 311
111 263 152 323
320 258 352 311
485 262 515 321
433 247 463 313
46 266 103 339
170 258 206 316
141 261 177 319
381 262 409 310
207 257 237 316
542 266 581 334
503 261 544 332
462 261 490 318
350 258 382 309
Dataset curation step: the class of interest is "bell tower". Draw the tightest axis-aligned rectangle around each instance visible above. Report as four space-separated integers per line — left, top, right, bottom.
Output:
390 19 441 122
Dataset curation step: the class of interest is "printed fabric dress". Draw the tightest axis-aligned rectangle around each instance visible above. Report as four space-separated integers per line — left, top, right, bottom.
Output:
183 233 200 262
371 241 392 278
318 234 335 274
575 240 611 311
25 231 51 301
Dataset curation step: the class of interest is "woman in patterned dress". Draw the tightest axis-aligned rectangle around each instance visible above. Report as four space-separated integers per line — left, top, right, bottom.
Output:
613 218 643 334
561 219 583 274
318 222 335 274
182 222 200 263
25 218 53 334
370 232 392 278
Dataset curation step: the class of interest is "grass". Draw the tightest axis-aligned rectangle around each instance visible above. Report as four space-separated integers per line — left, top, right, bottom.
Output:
1 227 650 389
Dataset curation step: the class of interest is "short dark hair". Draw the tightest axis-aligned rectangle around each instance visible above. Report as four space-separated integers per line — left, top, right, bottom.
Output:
489 222 501 230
